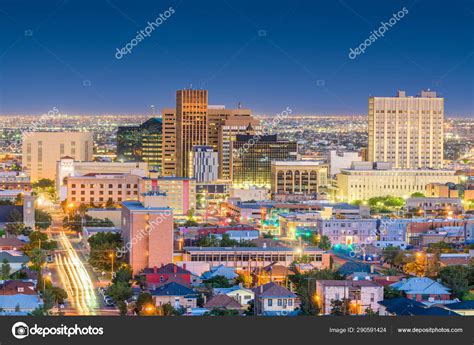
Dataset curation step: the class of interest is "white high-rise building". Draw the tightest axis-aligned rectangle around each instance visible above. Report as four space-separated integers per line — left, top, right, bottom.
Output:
191 146 218 182
368 90 444 169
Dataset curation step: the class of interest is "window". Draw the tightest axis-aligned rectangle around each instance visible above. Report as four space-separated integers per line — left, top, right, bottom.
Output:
288 299 293 306
277 299 282 306
267 299 273 307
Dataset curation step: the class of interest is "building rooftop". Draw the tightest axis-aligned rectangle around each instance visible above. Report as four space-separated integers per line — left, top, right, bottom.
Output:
253 282 296 298
121 200 171 212
150 282 196 297
184 246 325 253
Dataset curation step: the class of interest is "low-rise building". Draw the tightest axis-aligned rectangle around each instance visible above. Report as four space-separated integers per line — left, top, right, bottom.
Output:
315 280 384 315
0 280 42 313
213 285 255 306
0 171 31 191
150 282 198 310
390 277 451 302
67 173 139 207
253 282 299 316
336 162 460 202
406 197 464 217
182 247 331 270
318 218 378 246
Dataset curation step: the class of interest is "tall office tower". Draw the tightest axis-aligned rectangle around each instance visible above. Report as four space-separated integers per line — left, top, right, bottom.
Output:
162 109 177 176
22 132 93 182
176 89 208 177
122 193 174 273
231 132 298 189
218 116 261 180
207 106 253 152
191 146 218 182
116 118 163 172
368 90 444 169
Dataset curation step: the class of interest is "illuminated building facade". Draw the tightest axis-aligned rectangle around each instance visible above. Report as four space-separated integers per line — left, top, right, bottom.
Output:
231 134 298 189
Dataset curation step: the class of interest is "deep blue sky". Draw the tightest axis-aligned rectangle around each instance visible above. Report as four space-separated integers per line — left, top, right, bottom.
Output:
0 0 473 116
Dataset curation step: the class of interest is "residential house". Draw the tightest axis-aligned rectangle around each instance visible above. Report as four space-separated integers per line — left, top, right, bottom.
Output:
201 264 238 281
253 282 299 316
390 277 451 302
0 238 26 251
204 294 243 312
315 280 383 315
0 251 29 274
378 297 459 316
254 263 293 286
213 285 254 306
444 301 474 316
150 282 198 310
142 264 192 288
0 280 42 313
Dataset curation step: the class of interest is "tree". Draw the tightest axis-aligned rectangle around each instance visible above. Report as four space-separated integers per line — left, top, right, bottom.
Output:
105 198 115 208
88 232 123 272
32 179 55 189
410 192 425 198
28 247 47 270
35 209 52 230
48 287 68 305
78 203 88 217
365 306 377 315
438 265 471 299
136 292 153 315
112 265 133 284
160 302 182 316
1 259 11 280
382 246 401 268
14 193 24 206
383 286 400 299
107 282 132 303
330 298 351 315
208 309 240 316
204 275 232 288
318 235 331 250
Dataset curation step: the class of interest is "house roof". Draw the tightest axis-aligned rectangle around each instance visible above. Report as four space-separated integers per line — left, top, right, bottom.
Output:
390 277 450 295
213 285 254 295
337 262 372 275
0 237 26 248
379 297 458 316
445 300 474 310
317 280 380 288
202 265 237 280
0 294 42 310
143 263 191 275
261 263 293 276
253 282 296 298
149 282 196 297
204 294 242 309
0 280 36 295
0 251 29 264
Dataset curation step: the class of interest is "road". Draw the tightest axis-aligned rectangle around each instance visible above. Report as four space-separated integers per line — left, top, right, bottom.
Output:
47 210 118 316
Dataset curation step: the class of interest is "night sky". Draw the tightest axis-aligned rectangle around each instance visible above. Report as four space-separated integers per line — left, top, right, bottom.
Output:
0 0 473 115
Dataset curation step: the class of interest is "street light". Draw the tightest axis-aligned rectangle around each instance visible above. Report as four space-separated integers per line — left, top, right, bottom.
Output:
43 272 51 291
109 252 114 279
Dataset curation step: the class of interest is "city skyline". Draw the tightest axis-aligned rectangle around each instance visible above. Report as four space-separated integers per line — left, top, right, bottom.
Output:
0 0 473 116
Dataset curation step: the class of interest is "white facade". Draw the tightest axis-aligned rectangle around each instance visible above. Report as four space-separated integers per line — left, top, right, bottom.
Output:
56 158 148 201
191 146 218 182
230 187 268 201
368 90 444 169
318 218 378 246
329 150 362 176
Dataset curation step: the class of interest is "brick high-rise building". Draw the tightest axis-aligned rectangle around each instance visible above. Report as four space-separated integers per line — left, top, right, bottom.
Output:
121 192 174 274
368 90 444 169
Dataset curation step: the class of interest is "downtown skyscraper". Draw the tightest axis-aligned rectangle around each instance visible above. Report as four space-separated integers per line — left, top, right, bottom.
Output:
368 90 444 169
175 89 208 177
